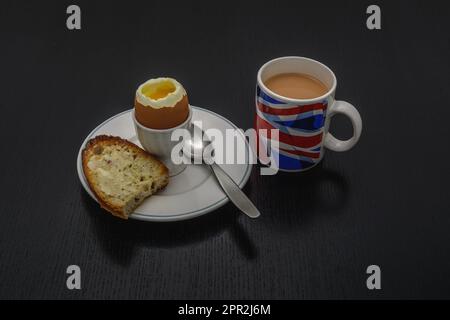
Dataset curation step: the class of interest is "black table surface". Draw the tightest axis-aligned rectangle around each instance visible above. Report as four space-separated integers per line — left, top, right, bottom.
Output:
1 0 449 299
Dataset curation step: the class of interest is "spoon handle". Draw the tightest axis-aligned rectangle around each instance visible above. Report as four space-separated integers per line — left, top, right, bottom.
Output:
210 163 261 218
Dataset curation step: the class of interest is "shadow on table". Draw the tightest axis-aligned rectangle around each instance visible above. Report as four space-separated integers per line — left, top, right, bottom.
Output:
80 162 347 265
81 189 257 266
250 162 350 229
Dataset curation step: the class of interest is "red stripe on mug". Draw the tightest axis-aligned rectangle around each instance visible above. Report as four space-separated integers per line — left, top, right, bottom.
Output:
257 101 327 116
279 148 321 159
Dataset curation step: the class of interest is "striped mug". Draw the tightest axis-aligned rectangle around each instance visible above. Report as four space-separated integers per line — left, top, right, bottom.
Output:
256 56 362 171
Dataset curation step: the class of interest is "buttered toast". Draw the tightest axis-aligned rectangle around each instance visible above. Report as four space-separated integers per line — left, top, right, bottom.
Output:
82 135 169 219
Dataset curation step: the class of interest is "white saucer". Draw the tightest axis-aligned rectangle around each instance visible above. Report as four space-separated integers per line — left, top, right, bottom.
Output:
77 106 252 222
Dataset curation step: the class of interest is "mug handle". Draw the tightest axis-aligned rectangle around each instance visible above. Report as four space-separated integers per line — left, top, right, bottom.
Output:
324 100 362 152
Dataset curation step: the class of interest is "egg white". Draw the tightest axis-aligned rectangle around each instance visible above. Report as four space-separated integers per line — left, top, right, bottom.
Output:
136 77 186 109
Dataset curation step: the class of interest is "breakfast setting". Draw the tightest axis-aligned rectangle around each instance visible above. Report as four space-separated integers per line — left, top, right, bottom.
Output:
4 0 449 304
77 57 362 222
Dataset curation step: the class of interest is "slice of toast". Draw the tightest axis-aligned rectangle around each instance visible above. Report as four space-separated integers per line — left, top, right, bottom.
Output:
82 135 169 219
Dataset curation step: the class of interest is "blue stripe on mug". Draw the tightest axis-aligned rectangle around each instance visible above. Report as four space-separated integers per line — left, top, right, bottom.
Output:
271 148 316 171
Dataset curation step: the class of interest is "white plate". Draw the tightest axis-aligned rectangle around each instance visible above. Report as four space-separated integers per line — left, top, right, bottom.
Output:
77 106 252 222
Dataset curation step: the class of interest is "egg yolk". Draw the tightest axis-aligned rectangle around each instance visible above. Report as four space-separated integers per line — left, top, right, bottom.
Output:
141 80 176 100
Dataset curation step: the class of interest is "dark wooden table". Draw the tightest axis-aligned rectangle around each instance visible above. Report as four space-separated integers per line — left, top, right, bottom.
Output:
1 0 449 299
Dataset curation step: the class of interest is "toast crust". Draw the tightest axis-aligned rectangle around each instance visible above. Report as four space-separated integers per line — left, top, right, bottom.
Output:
82 135 169 219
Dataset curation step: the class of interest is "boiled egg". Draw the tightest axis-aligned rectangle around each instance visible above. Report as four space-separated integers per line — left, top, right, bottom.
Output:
135 77 189 129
